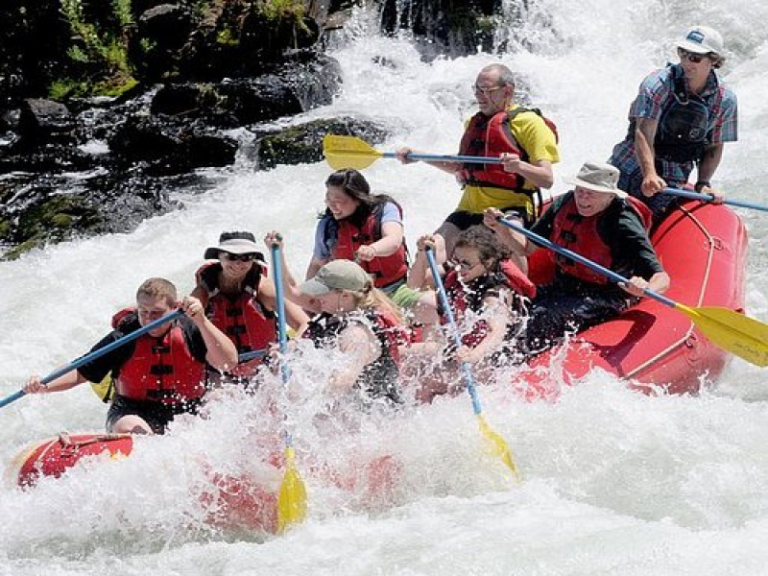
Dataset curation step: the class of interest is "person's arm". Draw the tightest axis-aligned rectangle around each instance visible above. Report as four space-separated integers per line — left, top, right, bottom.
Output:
483 208 530 271
613 207 670 297
256 276 310 333
407 234 445 290
183 296 238 371
327 323 380 393
23 370 88 395
305 256 327 283
483 207 537 258
621 271 671 297
456 294 511 364
189 284 209 308
355 221 403 262
695 143 725 203
634 117 668 197
500 156 554 189
262 231 319 311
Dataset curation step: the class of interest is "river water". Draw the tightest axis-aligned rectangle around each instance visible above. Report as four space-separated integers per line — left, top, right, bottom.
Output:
2 1 768 574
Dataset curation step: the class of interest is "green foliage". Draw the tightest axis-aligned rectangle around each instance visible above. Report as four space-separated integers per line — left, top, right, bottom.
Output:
216 27 240 46
112 0 134 27
49 75 139 99
258 0 307 22
55 0 137 97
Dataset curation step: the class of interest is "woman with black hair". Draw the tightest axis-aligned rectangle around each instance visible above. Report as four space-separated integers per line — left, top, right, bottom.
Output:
307 169 415 308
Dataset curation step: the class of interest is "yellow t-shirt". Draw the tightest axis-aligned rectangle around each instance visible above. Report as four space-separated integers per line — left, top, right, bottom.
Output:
457 105 560 215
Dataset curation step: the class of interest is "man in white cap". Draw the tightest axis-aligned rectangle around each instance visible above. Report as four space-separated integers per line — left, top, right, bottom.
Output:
485 161 670 355
608 25 738 220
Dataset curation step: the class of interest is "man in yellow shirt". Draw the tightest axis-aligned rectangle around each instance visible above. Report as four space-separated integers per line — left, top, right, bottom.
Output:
397 63 560 252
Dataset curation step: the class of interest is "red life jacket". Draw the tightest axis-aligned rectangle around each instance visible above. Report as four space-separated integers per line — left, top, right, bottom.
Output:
441 260 535 348
458 110 526 191
551 194 653 285
331 204 408 289
111 311 207 405
196 262 276 377
458 107 558 192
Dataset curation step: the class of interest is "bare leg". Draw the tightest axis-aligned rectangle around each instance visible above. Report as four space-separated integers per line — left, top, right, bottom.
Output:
111 415 154 435
434 221 460 258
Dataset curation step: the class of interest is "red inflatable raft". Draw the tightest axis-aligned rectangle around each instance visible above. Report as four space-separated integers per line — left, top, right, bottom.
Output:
5 433 133 488
5 432 279 532
518 199 748 397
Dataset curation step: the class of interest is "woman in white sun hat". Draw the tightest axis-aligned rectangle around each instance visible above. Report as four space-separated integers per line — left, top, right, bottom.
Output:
485 161 670 357
191 231 308 385
608 25 738 221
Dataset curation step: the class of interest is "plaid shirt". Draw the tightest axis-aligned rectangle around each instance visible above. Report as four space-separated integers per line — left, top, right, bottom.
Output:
609 64 738 189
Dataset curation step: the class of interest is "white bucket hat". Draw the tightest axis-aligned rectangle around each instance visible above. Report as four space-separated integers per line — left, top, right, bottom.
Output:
676 25 723 55
204 231 262 259
299 259 373 296
564 161 628 198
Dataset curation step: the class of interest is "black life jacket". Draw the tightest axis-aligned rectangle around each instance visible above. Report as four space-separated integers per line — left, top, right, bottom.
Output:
304 310 405 407
654 67 711 162
440 260 536 348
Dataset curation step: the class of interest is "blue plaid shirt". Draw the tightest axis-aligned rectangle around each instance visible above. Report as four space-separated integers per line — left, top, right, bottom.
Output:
609 64 738 190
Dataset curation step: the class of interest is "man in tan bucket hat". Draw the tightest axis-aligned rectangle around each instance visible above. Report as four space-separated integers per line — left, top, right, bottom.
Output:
485 160 670 356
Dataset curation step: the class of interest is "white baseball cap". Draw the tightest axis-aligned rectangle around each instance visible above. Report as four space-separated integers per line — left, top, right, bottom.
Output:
676 25 723 55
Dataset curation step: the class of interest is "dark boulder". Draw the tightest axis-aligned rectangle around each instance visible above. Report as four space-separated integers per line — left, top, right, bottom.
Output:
17 99 76 148
251 117 389 170
109 115 238 174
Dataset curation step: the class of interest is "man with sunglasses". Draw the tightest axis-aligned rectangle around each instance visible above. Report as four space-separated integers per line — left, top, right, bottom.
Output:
609 25 738 220
395 63 559 253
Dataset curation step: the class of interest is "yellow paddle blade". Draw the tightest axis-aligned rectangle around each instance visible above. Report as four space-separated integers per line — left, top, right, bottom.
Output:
323 135 383 170
676 304 768 367
276 447 308 533
477 415 521 481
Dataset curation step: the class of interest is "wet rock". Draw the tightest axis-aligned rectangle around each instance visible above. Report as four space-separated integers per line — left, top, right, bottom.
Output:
251 117 389 170
0 169 210 260
0 144 97 174
17 99 76 148
109 115 238 174
150 52 342 127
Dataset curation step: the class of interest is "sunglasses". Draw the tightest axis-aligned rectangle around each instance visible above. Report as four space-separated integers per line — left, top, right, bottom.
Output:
451 258 482 271
222 252 256 262
472 84 505 97
678 48 709 64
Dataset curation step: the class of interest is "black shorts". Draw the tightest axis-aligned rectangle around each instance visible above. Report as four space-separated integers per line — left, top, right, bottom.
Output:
444 208 530 231
106 395 202 435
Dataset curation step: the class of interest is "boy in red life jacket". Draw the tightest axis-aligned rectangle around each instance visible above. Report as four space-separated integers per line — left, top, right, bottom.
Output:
395 62 559 254
23 278 238 434
403 227 535 403
485 161 671 357
191 231 309 386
